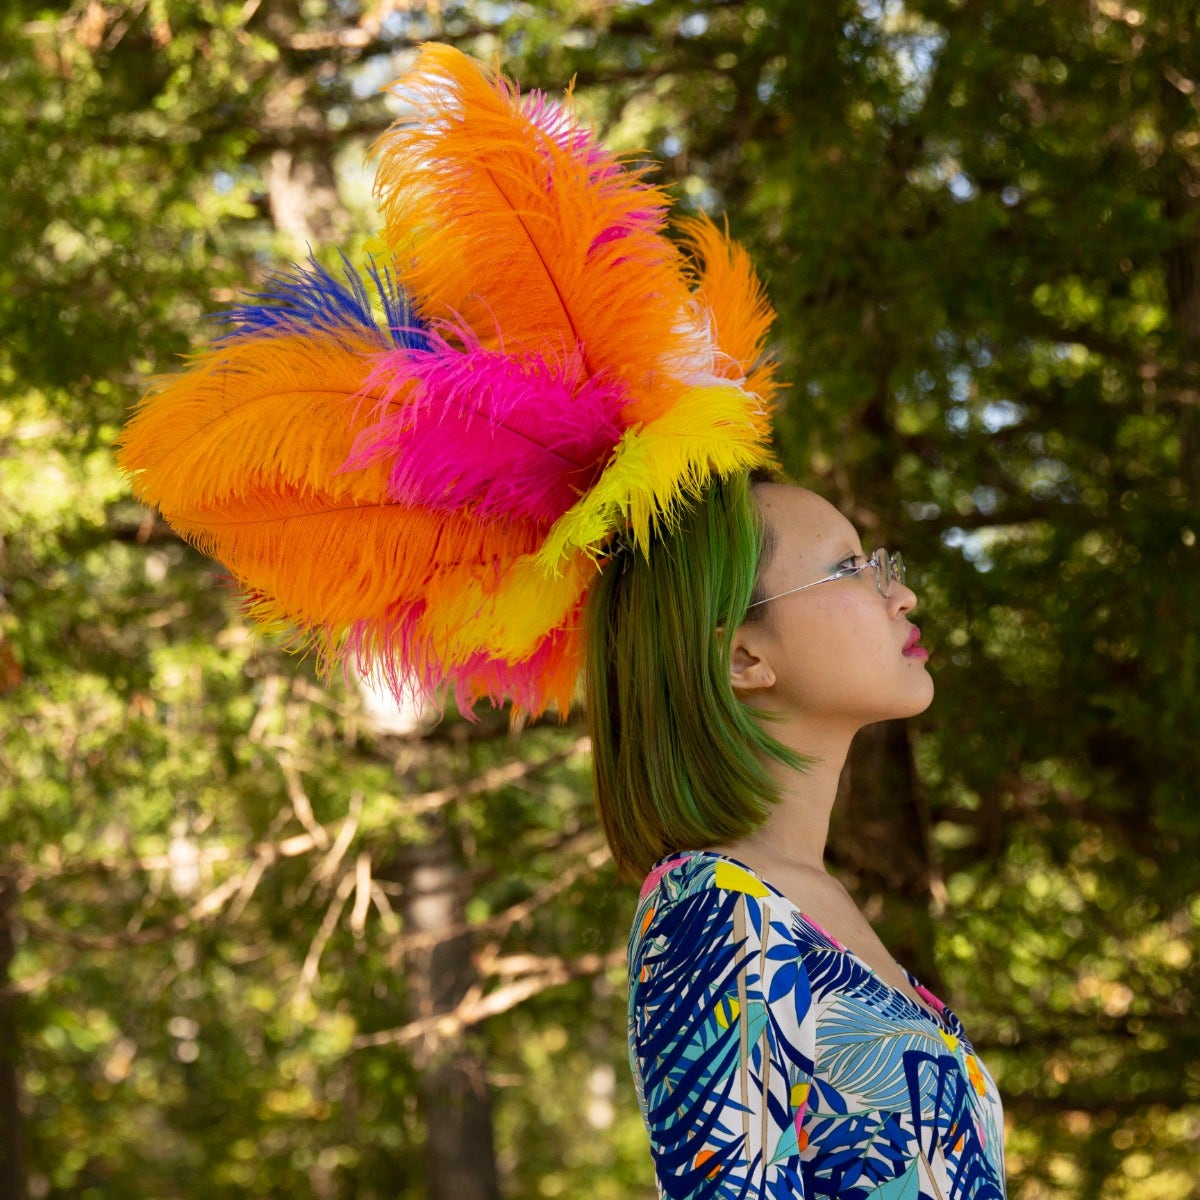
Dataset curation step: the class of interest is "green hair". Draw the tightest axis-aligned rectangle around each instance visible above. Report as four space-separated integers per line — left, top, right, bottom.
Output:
585 472 807 881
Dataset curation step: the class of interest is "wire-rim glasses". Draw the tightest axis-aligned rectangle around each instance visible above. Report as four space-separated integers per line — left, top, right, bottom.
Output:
747 548 907 609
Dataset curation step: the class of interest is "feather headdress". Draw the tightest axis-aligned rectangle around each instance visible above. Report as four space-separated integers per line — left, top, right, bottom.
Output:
118 44 778 717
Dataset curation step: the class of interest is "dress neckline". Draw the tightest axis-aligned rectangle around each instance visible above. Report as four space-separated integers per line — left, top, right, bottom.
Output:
662 849 957 1033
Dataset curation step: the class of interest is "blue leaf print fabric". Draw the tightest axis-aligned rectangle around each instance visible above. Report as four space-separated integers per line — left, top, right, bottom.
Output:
628 851 1007 1199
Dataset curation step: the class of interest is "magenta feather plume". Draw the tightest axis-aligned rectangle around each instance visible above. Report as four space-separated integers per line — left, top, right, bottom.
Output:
343 598 582 716
345 328 629 526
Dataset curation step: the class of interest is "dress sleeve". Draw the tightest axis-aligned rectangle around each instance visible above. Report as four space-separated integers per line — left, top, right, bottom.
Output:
630 868 817 1199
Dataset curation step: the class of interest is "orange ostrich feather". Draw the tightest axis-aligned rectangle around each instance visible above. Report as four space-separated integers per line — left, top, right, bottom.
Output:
372 43 705 424
680 213 782 416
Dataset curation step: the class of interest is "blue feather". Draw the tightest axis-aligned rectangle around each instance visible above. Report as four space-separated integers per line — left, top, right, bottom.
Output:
217 252 429 351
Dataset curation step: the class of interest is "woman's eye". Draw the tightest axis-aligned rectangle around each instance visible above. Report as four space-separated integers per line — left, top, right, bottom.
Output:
837 556 862 572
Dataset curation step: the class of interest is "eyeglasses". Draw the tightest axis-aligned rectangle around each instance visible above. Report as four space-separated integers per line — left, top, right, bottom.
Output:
747 548 907 609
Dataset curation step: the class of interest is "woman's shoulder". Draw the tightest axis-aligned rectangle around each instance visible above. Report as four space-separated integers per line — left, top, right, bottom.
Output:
629 851 884 993
634 848 788 908
628 849 810 957
633 848 846 918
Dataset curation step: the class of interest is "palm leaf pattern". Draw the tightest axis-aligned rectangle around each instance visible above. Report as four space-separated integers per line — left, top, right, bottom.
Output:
628 852 1007 1199
817 994 953 1111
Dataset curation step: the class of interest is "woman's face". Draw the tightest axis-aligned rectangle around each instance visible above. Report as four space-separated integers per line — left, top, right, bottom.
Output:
738 484 933 730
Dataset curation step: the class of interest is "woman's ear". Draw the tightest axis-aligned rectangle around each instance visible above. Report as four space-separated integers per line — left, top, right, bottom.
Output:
728 623 776 694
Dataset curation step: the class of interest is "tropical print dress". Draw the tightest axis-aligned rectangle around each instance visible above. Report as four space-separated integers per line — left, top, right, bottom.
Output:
628 851 1007 1199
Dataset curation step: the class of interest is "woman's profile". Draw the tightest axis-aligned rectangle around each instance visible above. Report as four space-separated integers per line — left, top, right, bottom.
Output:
588 475 1007 1197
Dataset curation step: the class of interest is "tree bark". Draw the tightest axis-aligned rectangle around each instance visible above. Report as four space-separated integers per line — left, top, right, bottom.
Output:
397 825 500 1200
831 720 939 987
261 148 347 250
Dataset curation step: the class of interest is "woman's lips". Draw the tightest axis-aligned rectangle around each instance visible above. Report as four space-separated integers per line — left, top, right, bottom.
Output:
903 626 929 660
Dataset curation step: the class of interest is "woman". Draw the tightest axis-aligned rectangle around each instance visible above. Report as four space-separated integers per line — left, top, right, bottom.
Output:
588 474 1007 1198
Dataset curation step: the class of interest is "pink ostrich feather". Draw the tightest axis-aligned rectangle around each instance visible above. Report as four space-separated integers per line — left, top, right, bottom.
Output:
344 599 580 716
345 327 629 527
445 623 581 715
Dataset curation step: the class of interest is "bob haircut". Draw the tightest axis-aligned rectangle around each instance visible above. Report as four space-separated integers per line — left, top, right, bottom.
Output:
585 471 807 881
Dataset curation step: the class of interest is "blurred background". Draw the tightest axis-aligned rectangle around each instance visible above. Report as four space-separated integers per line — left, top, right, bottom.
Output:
1 1 1197 1197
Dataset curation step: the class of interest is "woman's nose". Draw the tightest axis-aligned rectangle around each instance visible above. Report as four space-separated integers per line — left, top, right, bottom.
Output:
889 583 917 617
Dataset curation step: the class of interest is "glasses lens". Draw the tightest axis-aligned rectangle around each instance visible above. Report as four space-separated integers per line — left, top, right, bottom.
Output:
874 549 905 596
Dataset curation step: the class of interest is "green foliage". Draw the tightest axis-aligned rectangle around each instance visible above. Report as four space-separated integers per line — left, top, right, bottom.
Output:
1 1 1197 1198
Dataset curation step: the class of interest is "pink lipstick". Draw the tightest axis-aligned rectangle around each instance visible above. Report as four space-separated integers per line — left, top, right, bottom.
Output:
903 626 929 660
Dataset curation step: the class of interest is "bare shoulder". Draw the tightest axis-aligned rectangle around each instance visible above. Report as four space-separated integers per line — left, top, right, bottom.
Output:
769 863 865 935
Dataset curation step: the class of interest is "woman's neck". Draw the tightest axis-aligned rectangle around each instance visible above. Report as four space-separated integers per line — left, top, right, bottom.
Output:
721 718 855 872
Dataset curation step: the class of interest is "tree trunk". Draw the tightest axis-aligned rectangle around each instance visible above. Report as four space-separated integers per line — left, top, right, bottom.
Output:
261 148 347 252
830 720 939 986
398 825 500 1200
